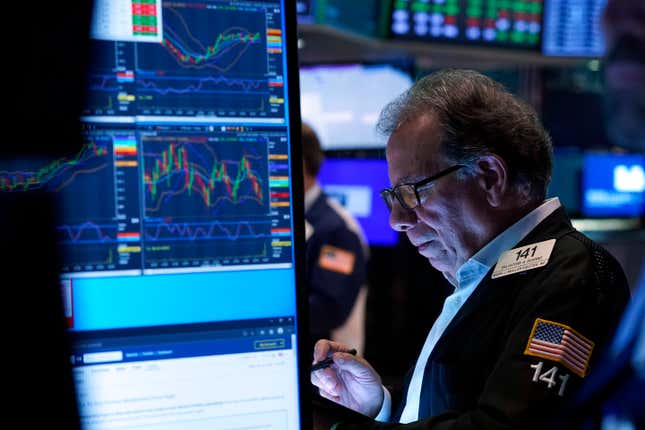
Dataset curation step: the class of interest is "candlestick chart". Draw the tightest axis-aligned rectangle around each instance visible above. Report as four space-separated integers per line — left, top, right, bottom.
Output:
141 130 274 267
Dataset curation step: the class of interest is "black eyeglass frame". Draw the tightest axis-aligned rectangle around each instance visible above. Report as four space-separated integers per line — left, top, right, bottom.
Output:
380 164 466 211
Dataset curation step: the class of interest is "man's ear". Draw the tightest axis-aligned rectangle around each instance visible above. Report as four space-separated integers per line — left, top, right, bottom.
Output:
473 154 509 208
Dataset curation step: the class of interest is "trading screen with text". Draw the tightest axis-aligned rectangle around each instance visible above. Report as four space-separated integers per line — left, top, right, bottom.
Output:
390 0 543 49
1 1 305 429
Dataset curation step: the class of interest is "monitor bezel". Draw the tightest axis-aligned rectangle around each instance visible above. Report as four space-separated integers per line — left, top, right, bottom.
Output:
283 0 313 428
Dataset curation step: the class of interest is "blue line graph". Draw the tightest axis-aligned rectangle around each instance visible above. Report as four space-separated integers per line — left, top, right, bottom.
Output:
134 1 285 117
58 222 118 244
136 72 269 95
144 219 271 242
83 40 136 116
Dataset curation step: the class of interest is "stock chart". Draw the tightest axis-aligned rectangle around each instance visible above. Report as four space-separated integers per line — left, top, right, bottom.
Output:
3 124 293 274
5 0 294 279
135 1 285 118
1 124 142 273
140 125 292 270
81 0 286 120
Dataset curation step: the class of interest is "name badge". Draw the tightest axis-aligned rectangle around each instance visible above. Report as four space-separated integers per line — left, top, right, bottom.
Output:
491 239 556 279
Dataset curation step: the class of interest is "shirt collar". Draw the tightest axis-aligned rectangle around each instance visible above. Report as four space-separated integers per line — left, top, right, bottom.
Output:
304 182 321 213
452 197 562 288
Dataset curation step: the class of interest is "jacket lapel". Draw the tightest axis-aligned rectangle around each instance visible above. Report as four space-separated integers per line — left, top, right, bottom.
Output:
428 207 576 360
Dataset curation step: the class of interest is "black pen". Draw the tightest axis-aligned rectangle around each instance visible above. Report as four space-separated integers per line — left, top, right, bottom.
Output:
311 348 357 372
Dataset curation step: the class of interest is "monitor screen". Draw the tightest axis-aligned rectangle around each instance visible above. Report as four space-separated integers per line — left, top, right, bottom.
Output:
310 0 391 38
317 157 399 246
299 62 413 150
547 146 583 217
389 0 543 50
541 67 610 149
582 153 645 217
0 0 307 429
297 0 316 23
542 0 607 57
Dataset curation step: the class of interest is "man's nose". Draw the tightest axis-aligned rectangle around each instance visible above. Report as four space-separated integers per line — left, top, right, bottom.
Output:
389 203 417 232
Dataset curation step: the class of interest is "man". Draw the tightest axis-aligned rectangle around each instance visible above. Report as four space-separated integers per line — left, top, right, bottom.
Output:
302 122 369 354
554 1 645 428
310 69 631 429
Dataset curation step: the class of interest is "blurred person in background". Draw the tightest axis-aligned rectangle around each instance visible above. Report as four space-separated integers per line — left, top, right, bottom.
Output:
601 0 645 152
555 0 645 428
302 122 369 356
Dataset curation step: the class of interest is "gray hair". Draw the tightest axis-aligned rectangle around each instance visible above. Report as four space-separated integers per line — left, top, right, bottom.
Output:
377 69 553 202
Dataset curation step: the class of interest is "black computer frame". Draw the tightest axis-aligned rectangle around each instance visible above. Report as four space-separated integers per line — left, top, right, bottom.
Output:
282 0 313 428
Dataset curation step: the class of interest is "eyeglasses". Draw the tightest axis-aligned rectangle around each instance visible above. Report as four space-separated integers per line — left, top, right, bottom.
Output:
380 165 465 212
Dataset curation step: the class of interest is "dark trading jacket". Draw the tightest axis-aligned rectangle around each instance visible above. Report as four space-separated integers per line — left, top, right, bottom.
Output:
340 207 630 430
306 190 367 346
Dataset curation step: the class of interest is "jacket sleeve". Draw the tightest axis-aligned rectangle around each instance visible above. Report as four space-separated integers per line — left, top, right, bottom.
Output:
307 225 367 338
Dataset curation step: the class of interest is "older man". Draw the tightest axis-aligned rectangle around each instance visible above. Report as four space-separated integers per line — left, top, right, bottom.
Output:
311 69 630 429
301 122 369 355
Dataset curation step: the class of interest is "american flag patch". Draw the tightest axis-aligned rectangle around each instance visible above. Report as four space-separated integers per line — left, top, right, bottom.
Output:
318 244 355 275
524 318 594 377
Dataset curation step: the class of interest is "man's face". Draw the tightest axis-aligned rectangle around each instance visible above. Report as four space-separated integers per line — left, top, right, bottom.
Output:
385 114 489 279
602 0 645 151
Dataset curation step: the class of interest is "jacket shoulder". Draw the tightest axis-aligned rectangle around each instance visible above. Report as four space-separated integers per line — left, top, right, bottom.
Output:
552 231 629 288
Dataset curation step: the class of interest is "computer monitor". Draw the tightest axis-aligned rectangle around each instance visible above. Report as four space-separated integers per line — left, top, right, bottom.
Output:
389 0 543 50
582 153 645 218
547 146 584 217
308 0 392 38
317 157 399 247
542 0 607 57
296 0 316 23
1 0 308 429
299 62 414 150
541 67 611 149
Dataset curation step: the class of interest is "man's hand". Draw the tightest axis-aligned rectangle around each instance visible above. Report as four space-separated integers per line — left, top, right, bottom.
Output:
310 339 384 418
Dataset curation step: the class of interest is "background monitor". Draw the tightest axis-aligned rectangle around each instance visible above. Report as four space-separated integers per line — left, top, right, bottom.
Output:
547 146 583 217
317 157 399 247
299 62 414 150
389 0 543 50
542 0 607 57
541 66 611 149
582 153 645 218
308 0 392 38
0 0 308 429
296 0 316 23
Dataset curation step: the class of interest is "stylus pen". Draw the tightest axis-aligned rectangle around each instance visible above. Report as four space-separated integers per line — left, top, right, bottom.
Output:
311 348 357 372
